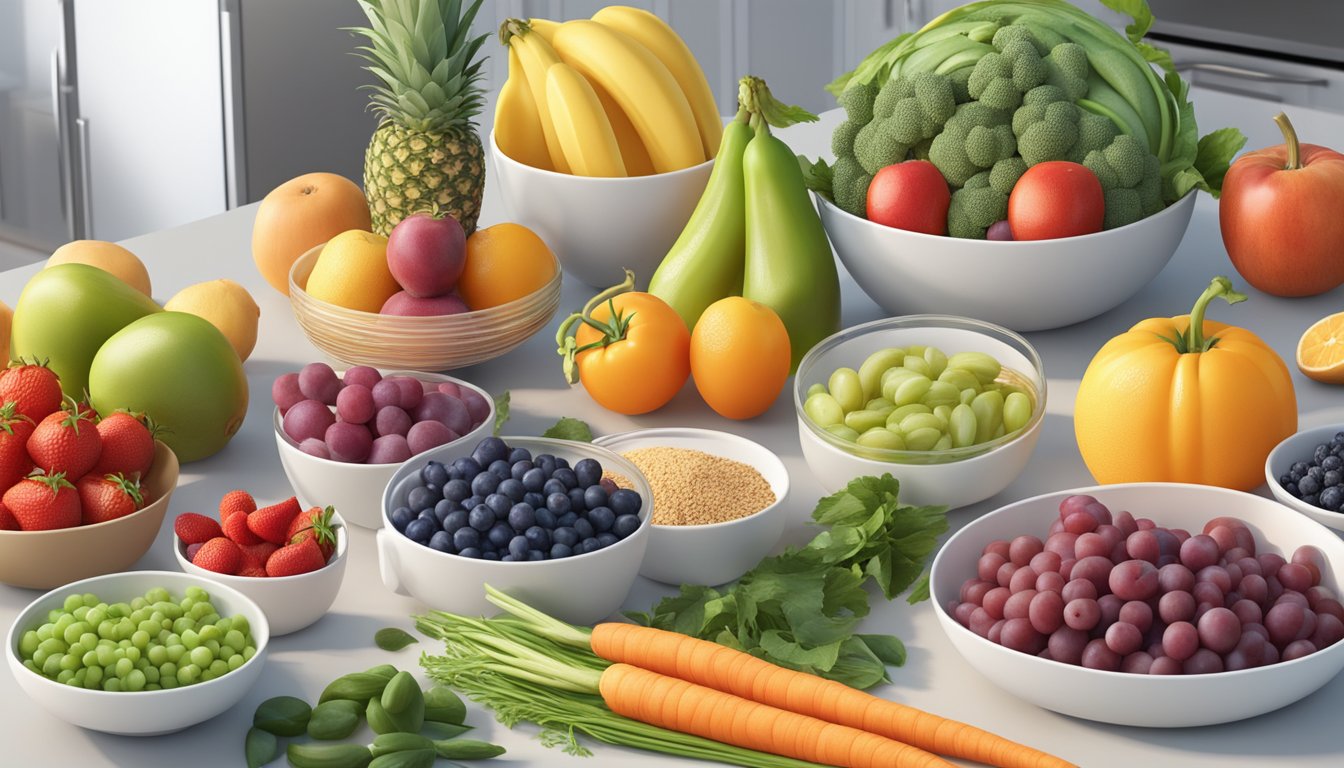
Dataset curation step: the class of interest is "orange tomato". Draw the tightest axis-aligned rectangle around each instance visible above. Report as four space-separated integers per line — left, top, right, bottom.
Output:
690 297 791 420
572 289 690 415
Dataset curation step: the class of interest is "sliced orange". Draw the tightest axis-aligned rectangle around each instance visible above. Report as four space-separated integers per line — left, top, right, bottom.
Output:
1298 311 1344 384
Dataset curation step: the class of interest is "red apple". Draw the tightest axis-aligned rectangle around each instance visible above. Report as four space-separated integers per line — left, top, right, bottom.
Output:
1220 112 1344 297
386 212 466 297
866 160 950 235
380 291 469 317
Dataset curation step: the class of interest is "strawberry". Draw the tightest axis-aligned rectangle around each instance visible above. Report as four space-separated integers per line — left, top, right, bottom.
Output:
287 505 339 561
222 507 263 545
0 500 18 530
266 536 326 577
239 541 279 573
0 402 35 491
0 361 63 423
89 411 155 478
237 563 268 578
2 472 80 530
27 408 101 480
174 512 224 545
193 537 242 575
77 473 144 525
219 489 257 523
247 496 302 544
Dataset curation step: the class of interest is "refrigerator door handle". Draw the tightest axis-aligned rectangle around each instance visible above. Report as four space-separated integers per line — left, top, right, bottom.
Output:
50 45 70 223
76 118 92 238
220 1 246 209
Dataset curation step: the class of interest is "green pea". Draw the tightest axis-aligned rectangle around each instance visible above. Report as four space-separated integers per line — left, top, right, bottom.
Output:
899 412 944 435
232 616 250 635
905 344 927 357
160 661 177 678
948 351 1001 385
63 595 84 613
920 380 961 408
972 390 1004 444
160 676 178 689
827 367 864 413
1004 391 1032 433
178 664 200 685
130 630 150 649
166 644 185 663
172 617 193 635
936 366 980 393
79 632 98 649
891 375 932 407
42 655 62 677
824 423 861 443
144 666 160 684
923 346 949 379
844 409 888 433
32 649 49 667
993 422 1006 439
125 669 146 691
804 392 844 427
36 624 54 642
103 678 122 692
125 646 141 663
949 403 977 448
905 427 943 451
82 650 98 668
228 654 246 671
115 657 133 678
184 586 207 601
38 637 66 656
204 639 220 656
60 653 80 671
181 630 200 650
208 659 230 677
243 646 256 661
856 428 906 451
189 646 213 668
57 669 76 685
85 666 102 688
902 354 932 378
857 347 905 400
220 645 236 660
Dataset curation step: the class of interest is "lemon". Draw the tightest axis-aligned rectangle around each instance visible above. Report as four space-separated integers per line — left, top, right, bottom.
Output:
46 240 153 297
1298 311 1344 384
164 279 261 361
0 299 11 363
304 230 399 313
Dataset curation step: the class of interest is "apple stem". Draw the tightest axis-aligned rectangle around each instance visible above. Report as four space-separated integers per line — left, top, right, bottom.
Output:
1273 112 1301 170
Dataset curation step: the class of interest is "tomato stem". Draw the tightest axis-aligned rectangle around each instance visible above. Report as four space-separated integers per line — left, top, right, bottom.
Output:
1177 276 1247 353
555 270 638 385
1273 112 1301 171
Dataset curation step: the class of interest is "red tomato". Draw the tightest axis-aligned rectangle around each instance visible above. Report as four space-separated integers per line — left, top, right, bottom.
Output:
866 160 950 235
1007 161 1104 240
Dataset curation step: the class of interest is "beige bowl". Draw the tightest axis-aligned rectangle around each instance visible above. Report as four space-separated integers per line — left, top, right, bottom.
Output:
288 243 562 371
0 441 179 590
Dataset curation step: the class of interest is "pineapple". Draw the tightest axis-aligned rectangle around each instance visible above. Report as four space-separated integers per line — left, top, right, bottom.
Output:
352 0 489 235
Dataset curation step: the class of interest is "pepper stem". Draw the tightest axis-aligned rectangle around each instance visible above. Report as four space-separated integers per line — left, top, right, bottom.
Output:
1273 112 1301 170
554 270 637 385
1184 276 1247 352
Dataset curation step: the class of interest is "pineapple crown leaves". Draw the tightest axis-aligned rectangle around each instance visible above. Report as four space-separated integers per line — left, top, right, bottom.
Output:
25 470 74 496
348 0 489 132
291 505 340 550
102 473 145 507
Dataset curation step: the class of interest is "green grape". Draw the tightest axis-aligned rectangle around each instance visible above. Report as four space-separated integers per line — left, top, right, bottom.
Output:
844 409 888 433
902 354 932 378
904 427 942 451
899 412 943 435
933 433 952 451
189 646 214 668
858 347 905 400
972 390 1004 444
125 669 146 692
805 382 826 399
932 405 953 430
950 403 978 448
923 346 948 379
1004 391 1032 433
959 387 978 406
824 423 861 442
879 367 919 402
921 380 960 408
864 397 895 415
804 392 844 427
856 428 906 451
891 375 932 407
948 351 1001 385
827 367 864 413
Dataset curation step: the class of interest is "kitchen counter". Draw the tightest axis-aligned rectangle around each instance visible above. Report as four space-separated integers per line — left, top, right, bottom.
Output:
2 111 1341 768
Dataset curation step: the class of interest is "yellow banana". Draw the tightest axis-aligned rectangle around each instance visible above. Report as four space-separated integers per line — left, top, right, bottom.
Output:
501 20 570 173
591 6 723 159
551 20 703 174
527 17 561 42
494 47 554 171
545 63 627 177
589 79 656 176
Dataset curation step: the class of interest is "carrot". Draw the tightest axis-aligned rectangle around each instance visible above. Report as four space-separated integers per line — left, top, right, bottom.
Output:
592 622 1076 768
600 663 956 768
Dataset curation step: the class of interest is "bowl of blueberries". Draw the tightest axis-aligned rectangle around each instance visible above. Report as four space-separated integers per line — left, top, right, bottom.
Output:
1266 425 1344 534
377 435 653 624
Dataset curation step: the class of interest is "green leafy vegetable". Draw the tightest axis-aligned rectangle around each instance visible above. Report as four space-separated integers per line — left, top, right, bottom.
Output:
491 390 510 436
542 417 594 442
375 627 420 651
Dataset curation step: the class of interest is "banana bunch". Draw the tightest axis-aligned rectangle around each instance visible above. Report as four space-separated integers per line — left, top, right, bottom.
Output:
494 6 721 177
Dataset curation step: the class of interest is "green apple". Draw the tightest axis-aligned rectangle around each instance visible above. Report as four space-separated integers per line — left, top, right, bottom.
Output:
10 263 161 397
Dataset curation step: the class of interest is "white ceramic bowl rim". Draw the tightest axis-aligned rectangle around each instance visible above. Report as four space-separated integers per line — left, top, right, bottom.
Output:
817 188 1197 247
793 314 1047 463
932 482 1339 683
489 129 715 184
174 509 350 584
593 427 791 531
382 435 654 567
6 570 270 697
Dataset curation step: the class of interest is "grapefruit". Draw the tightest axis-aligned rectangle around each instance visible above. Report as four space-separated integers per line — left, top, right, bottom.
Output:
46 240 152 296
252 172 371 295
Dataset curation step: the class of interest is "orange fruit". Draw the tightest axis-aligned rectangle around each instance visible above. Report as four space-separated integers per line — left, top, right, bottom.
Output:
1298 311 1344 384
304 230 399 313
458 224 557 310
46 240 152 296
690 297 791 420
252 172 371 295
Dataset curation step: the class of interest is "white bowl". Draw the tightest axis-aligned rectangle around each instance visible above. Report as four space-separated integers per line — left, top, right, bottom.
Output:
275 370 495 529
377 436 652 625
489 129 713 289
1265 425 1344 534
817 191 1196 332
593 428 790 586
795 315 1045 509
174 509 350 635
930 482 1344 727
5 570 270 735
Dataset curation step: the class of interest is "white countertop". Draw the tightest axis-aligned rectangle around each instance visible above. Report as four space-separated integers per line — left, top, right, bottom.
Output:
3 111 1342 768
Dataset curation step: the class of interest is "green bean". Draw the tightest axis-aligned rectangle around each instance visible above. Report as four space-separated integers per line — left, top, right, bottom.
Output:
858 347 906 400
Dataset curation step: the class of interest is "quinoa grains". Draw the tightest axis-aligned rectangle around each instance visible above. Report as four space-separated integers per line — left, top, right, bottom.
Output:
610 446 775 526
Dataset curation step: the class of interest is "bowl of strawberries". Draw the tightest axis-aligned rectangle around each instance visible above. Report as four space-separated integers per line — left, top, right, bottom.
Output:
172 490 347 636
0 362 179 590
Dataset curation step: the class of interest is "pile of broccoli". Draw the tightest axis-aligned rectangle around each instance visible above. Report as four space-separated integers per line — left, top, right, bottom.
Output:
829 24 1165 238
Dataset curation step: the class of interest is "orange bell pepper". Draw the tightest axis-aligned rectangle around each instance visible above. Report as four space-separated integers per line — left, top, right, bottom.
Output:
1075 276 1297 491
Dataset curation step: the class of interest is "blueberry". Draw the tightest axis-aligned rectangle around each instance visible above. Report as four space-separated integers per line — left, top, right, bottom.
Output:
556 511 578 528
549 543 573 559
535 507 557 529
482 551 500 561
597 532 619 548
567 486 588 512
500 554 516 562
1320 486 1344 511
1335 432 1344 445
535 454 557 475
480 539 497 554
574 458 602 488
584 485 609 510
446 465 463 481
542 478 567 497
509 447 533 464
554 526 579 547
488 521 514 548
578 537 602 555
609 489 642 517
433 502 453 525
546 492 572 514
418 509 438 525
429 531 454 553
443 509 468 533
600 477 618 494
452 457 482 479
511 460 534 481
1324 455 1343 472
1292 461 1310 476
453 527 481 551
457 547 481 559
489 459 512 481
472 436 509 466
486 493 512 517
1300 475 1322 496
407 485 437 512
508 535 530 559
444 478 472 503
1303 494 1320 507
1290 471 1304 483
522 468 548 493
527 549 546 561
424 483 442 500
471 472 500 498
1317 444 1332 464
588 506 615 533
1309 466 1326 482
462 495 483 512
1326 470 1342 488
612 514 641 538
390 506 416 532
574 517 595 540
1279 474 1295 488
1287 482 1302 498
555 457 570 470
469 505 496 531
405 517 435 544
525 526 551 550
420 460 449 487
508 503 536 531
523 492 546 509
554 467 579 489
498 478 526 503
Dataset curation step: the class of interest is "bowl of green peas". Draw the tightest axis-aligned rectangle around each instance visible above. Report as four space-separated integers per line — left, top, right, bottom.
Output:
794 315 1046 509
5 570 269 735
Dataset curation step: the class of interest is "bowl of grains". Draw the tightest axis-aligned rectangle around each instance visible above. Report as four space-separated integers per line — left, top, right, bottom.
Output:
594 428 789 586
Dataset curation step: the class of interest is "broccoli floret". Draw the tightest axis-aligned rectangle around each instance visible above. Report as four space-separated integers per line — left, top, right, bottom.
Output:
967 26 1048 112
1074 112 1119 162
838 82 877 125
1083 134 1164 229
832 120 860 158
831 155 873 217
1044 42 1089 101
988 157 1026 195
947 171 1008 239
854 73 956 175
1011 85 1118 166
928 102 1015 187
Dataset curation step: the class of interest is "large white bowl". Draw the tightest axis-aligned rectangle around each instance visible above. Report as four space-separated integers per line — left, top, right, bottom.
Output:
817 191 1196 332
275 370 495 529
5 570 270 735
377 436 652 625
594 428 790 586
174 509 350 635
930 483 1344 727
489 129 713 289
795 315 1045 509
1265 424 1344 534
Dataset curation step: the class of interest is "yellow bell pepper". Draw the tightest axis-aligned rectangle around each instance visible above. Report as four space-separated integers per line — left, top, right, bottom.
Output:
1075 276 1297 491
